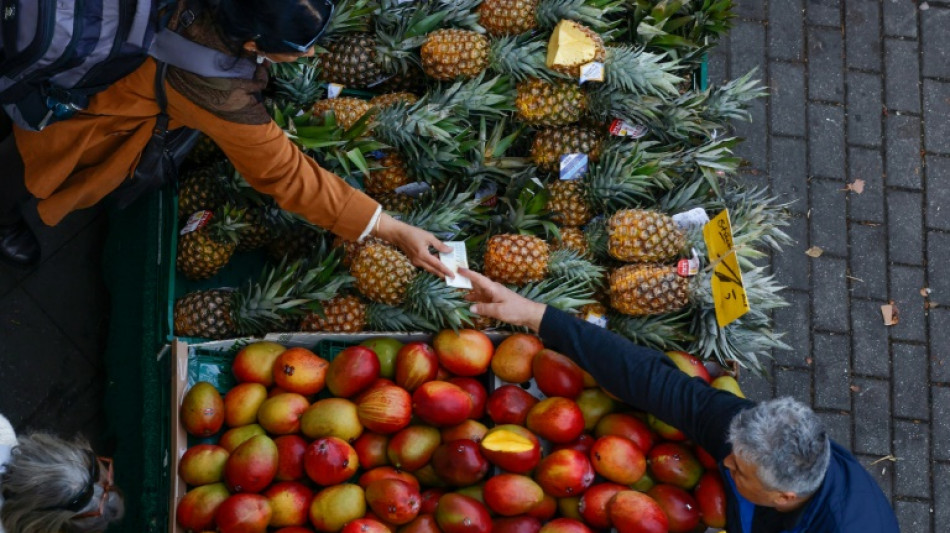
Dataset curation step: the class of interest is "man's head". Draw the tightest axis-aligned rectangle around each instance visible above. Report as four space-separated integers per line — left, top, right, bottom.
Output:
725 397 830 510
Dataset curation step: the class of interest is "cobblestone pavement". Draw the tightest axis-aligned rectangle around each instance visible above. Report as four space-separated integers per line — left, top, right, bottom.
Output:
715 1 948 531
0 0 947 529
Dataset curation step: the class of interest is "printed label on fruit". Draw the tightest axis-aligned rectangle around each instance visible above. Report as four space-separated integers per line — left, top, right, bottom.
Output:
673 207 710 231
579 61 605 84
368 150 386 160
703 210 749 327
559 153 589 181
180 210 212 235
609 119 648 138
327 83 344 99
440 241 473 289
584 311 607 328
394 181 432 197
475 181 499 207
676 250 700 277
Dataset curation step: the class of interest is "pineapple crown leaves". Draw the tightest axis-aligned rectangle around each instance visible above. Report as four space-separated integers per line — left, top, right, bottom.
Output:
371 3 450 76
427 0 485 31
678 136 742 196
515 276 598 316
270 60 323 109
585 140 671 213
296 252 355 316
405 273 475 332
629 0 734 50
536 0 626 36
607 310 693 351
546 248 607 290
604 45 683 97
585 86 665 131
231 260 315 335
395 183 482 238
702 68 768 125
487 170 559 239
489 34 562 83
372 100 466 161
317 0 375 43
366 301 439 332
430 73 515 118
205 205 249 244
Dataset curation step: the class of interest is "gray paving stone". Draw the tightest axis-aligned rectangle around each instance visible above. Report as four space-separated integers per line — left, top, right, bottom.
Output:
770 63 808 137
847 147 885 223
922 7 950 78
893 420 931 498
775 367 812 404
806 0 841 27
808 27 845 102
892 343 929 419
932 386 950 460
809 178 849 256
770 0 805 61
883 0 919 37
846 71 883 146
845 0 882 72
925 156 950 230
772 215 811 291
734 0 765 20
738 368 774 403
887 189 924 265
848 223 888 300
888 265 927 342
884 39 922 114
813 332 851 410
895 501 932 533
729 21 766 85
853 377 892 456
885 114 923 189
769 136 808 212
923 79 950 154
808 103 846 178
926 230 950 298
733 98 768 172
857 454 894 502
707 46 730 87
930 308 950 383
935 463 950 529
817 410 851 448
773 290 812 367
851 299 891 378
812 256 850 331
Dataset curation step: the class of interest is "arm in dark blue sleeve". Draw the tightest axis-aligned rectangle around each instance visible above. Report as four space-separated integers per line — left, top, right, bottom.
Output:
538 307 754 461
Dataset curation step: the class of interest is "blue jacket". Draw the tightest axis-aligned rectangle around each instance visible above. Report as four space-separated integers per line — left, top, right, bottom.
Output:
537 308 899 533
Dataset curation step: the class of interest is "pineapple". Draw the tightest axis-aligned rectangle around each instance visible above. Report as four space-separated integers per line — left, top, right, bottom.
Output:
176 206 246 280
364 151 410 195
317 33 386 88
421 29 491 80
265 219 328 262
177 161 233 220
377 191 416 214
530 124 605 173
609 264 689 316
335 236 388 268
312 97 373 131
369 92 420 109
349 242 474 330
236 205 277 252
552 225 589 256
607 209 686 263
477 0 540 35
174 258 348 339
484 234 550 286
514 79 588 126
478 0 624 36
546 179 590 227
299 295 367 332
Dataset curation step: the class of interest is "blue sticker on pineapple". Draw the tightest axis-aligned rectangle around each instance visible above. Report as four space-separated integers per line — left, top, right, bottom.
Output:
559 153 589 181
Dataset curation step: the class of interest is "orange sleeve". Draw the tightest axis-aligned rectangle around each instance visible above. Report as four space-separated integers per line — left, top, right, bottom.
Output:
164 83 379 242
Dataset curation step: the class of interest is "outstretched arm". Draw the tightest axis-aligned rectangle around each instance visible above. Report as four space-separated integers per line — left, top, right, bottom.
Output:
462 268 752 460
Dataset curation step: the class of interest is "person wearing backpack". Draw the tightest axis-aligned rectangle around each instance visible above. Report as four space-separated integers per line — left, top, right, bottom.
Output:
0 0 454 277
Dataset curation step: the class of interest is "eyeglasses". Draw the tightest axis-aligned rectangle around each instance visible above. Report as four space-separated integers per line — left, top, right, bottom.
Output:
73 456 115 519
280 0 335 52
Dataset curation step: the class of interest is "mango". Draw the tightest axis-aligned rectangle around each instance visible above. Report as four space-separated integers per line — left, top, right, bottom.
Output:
180 381 224 437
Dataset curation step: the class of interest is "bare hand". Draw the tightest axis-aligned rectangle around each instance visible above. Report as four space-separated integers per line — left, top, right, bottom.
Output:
459 268 547 332
376 213 455 279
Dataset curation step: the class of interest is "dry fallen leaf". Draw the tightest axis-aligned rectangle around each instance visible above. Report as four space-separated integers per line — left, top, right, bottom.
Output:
920 287 931 297
845 179 866 194
805 357 813 366
805 246 824 258
850 385 861 393
870 454 898 466
881 302 899 326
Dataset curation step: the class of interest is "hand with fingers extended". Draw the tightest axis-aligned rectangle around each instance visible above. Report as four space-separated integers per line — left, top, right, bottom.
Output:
375 213 455 279
459 268 547 332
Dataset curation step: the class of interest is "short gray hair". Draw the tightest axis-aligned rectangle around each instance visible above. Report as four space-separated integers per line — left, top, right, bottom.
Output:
727 397 830 496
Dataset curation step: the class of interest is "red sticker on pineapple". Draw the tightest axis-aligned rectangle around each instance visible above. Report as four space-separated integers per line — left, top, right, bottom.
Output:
180 210 212 235
609 119 648 138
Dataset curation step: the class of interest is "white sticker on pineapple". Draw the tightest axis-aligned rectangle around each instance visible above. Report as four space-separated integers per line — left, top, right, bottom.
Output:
180 210 212 235
579 61 605 84
440 241 473 289
609 119 648 138
672 207 710 231
327 83 344 99
584 311 608 328
394 181 431 197
559 153 589 181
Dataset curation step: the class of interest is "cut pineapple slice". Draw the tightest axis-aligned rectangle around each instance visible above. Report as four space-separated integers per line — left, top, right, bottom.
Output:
547 20 598 70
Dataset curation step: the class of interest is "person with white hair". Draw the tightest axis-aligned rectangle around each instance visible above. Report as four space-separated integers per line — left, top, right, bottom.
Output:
461 268 899 533
0 414 124 533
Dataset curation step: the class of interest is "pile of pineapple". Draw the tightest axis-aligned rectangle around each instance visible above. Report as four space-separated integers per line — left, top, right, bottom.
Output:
172 0 789 376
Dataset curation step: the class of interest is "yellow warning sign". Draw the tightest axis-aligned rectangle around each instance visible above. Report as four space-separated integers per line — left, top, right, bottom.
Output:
703 210 749 327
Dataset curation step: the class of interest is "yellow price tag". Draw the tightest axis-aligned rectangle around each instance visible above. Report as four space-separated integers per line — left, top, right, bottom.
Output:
703 210 749 327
